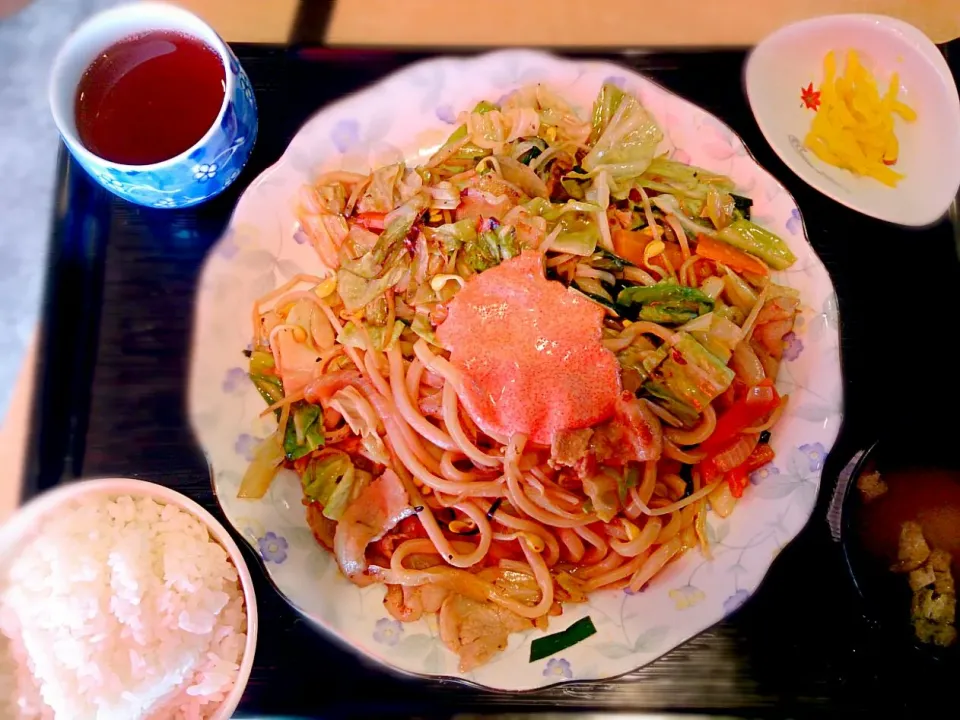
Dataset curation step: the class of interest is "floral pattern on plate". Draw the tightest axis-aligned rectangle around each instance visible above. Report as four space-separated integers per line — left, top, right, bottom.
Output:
188 50 843 690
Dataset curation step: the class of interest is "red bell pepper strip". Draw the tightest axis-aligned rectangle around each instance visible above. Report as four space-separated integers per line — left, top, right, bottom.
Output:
355 212 386 231
725 443 776 499
699 459 722 487
727 466 749 498
742 443 776 472
698 380 780 456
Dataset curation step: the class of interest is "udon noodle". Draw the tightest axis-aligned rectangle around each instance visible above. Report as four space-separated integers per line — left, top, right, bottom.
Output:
238 82 799 670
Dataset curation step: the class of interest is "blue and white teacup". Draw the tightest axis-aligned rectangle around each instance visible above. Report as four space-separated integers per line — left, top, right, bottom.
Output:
48 2 257 209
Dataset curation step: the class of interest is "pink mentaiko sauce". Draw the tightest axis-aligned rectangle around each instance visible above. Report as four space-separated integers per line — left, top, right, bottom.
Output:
436 251 621 445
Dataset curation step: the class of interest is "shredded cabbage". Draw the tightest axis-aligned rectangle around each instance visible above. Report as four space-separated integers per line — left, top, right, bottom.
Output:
301 454 368 521
582 90 663 178
357 163 402 213
336 319 405 352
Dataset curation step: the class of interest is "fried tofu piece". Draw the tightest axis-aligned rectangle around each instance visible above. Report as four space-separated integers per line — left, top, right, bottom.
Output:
909 564 937 592
914 619 958 647
893 521 930 572
896 524 957 647
929 550 956 595
857 470 888 503
912 588 956 626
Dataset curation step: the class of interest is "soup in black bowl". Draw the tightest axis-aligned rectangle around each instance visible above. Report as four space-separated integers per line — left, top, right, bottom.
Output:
840 445 960 657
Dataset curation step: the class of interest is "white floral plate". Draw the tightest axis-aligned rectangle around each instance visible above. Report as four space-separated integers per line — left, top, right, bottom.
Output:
189 50 843 690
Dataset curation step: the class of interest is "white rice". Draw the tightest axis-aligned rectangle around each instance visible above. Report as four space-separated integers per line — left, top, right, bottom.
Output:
0 495 247 720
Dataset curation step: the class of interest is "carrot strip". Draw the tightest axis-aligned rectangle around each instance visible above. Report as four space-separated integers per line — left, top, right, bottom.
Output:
695 234 769 276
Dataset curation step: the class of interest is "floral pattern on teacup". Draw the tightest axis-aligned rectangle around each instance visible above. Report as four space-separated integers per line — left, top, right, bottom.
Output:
67 45 257 208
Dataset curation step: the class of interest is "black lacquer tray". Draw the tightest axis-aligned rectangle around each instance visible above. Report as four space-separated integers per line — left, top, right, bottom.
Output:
26 43 960 717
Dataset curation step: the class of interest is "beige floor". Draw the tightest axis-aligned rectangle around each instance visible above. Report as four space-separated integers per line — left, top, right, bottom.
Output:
2 0 958 523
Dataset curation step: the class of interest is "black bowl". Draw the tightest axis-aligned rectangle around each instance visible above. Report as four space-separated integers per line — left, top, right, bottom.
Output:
830 442 960 663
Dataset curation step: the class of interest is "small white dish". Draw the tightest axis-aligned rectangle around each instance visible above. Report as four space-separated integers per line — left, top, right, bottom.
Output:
0 478 258 720
745 14 960 227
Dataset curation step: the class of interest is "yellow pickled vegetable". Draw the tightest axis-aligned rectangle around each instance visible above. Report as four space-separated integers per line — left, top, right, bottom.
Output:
804 50 916 187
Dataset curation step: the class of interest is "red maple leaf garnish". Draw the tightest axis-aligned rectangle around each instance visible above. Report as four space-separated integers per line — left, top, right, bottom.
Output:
800 82 821 111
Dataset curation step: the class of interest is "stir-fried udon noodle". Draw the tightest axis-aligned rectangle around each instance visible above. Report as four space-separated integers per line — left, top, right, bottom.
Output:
239 83 800 670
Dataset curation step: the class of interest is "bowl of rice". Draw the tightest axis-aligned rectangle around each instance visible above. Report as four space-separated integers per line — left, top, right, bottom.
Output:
0 478 257 719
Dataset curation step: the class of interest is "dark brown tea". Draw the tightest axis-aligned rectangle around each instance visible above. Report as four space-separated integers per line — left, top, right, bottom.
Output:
75 30 225 165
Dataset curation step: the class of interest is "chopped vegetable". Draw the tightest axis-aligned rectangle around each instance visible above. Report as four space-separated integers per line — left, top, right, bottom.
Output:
516 137 546 165
560 174 588 201
431 219 477 252
582 90 663 178
611 227 652 266
529 616 598 662
682 311 742 362
410 313 443 347
721 266 758 313
710 433 760 474
725 443 775 498
588 247 633 271
643 332 735 423
250 372 283 408
283 402 325 460
703 187 735 230
357 163 402 213
617 464 641 504
742 443 775 472
237 433 286 499
583 472 620 523
494 154 549 198
708 480 737 518
337 263 407 314
727 465 749 498
336 319 405 352
617 282 714 324
649 194 716 239
716 220 796 271
589 82 627 145
525 199 606 257
731 193 752 220
301 453 368 521
355 211 386 231
473 100 499 114
337 196 425 312
695 233 769 276
573 276 614 303
552 211 602 256
249 349 275 374
699 276 725 300
465 221 520 271
699 380 780 455
315 183 347 214
643 156 735 191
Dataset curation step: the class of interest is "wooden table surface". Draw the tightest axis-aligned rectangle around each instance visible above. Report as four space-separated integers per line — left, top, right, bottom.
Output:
175 0 960 45
1 0 958 515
